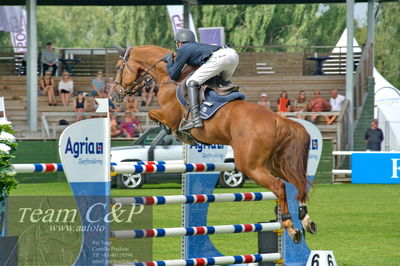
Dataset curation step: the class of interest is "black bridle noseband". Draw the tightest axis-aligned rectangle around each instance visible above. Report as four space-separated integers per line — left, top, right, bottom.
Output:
114 46 164 97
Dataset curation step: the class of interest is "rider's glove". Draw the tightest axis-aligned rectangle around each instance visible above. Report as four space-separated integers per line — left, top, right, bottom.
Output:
162 53 173 63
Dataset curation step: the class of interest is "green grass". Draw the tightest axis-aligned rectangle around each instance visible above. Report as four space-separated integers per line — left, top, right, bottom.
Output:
9 182 400 265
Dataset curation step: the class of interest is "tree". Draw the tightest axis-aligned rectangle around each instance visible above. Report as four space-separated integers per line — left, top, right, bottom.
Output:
375 2 400 89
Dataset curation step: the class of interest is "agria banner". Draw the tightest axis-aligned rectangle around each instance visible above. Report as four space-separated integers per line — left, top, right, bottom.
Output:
352 153 400 184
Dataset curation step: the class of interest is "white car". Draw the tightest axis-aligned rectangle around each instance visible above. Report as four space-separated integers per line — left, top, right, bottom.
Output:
111 127 245 189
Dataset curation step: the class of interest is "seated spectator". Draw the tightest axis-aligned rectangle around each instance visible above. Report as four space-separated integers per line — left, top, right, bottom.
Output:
91 71 106 96
277 91 291 113
105 77 114 96
258 93 270 109
141 77 156 107
74 92 87 121
58 71 74 106
40 70 57 106
108 96 121 113
294 91 307 119
306 90 330 123
110 114 121 138
41 42 58 76
120 111 142 138
125 95 139 113
326 89 346 125
364 119 384 151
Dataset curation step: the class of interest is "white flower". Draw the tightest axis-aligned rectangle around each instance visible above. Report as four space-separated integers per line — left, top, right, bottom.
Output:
0 143 11 154
0 131 15 142
0 119 11 126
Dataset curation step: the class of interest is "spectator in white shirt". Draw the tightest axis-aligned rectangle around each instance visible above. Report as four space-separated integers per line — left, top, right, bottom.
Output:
58 71 74 106
326 89 345 125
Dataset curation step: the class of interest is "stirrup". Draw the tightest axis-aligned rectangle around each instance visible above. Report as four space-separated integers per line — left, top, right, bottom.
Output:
179 118 203 132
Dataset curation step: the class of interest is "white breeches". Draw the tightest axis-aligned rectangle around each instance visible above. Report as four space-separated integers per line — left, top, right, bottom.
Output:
186 47 239 86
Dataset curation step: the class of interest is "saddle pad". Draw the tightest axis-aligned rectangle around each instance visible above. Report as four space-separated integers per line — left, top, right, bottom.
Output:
177 85 245 120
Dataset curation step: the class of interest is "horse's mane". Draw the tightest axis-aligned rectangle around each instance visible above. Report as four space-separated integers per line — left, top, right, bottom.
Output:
132 45 171 58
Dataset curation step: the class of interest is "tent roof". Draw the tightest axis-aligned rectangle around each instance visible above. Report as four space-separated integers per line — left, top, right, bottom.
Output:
2 0 396 5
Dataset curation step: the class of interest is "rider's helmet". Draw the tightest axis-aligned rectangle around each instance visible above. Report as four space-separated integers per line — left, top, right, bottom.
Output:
174 29 196 47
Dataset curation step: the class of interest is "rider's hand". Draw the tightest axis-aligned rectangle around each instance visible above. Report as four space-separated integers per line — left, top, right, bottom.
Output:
162 53 173 63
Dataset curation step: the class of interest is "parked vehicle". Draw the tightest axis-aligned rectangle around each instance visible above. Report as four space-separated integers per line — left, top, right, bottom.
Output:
111 127 246 189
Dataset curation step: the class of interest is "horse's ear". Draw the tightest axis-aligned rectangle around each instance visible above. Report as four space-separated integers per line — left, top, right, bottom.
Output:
113 43 126 57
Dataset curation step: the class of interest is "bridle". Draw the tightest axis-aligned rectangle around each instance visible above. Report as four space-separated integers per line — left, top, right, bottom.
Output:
114 46 164 97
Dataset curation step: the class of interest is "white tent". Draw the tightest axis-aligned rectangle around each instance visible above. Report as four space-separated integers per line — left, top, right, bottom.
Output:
374 69 400 151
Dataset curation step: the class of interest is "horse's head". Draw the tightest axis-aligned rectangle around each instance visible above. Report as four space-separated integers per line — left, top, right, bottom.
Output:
111 44 168 104
111 44 142 104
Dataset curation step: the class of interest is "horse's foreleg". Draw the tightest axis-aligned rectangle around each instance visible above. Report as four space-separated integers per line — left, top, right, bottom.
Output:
149 109 172 134
245 167 302 244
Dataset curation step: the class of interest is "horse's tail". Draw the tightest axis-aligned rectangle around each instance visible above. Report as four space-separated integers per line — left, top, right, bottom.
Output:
269 115 310 203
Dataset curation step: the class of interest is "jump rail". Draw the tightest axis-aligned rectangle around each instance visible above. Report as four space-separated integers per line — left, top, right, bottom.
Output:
112 253 282 266
11 160 184 173
111 163 235 174
111 192 277 206
111 222 281 239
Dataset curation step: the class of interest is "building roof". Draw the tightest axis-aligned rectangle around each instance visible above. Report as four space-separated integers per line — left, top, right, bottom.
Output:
2 0 395 5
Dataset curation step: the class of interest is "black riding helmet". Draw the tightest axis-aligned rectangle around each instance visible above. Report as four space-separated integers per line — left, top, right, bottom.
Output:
174 29 196 47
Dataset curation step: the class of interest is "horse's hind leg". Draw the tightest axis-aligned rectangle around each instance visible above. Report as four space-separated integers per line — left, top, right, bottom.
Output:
299 203 317 234
247 167 302 244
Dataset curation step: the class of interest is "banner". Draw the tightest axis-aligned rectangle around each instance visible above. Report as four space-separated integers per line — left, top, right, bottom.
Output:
166 5 197 40
352 153 400 184
0 6 23 33
198 27 225 45
10 8 27 54
0 6 27 53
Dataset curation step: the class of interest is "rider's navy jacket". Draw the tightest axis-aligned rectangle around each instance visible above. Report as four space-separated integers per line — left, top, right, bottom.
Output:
166 42 220 81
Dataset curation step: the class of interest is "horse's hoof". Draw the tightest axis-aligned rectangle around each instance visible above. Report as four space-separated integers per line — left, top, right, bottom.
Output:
290 229 302 244
306 221 318 234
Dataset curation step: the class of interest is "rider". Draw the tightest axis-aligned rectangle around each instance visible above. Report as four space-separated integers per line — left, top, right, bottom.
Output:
163 29 239 131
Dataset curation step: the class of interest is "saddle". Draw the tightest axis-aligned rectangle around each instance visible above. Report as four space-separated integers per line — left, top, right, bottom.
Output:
176 75 245 120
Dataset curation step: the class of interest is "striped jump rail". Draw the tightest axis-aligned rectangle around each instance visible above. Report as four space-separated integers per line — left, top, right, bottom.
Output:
12 161 184 173
111 192 277 206
112 253 282 266
111 222 281 239
111 163 236 175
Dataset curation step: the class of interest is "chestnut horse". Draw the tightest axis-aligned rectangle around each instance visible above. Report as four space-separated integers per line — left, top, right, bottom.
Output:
111 45 316 243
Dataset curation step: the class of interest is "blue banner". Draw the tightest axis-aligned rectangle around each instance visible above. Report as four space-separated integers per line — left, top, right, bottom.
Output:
352 153 400 184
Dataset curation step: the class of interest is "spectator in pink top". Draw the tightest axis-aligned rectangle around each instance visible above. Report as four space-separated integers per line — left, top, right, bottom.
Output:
120 111 142 138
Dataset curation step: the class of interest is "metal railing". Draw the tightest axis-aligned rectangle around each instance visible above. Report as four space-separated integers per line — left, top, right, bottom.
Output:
353 43 373 122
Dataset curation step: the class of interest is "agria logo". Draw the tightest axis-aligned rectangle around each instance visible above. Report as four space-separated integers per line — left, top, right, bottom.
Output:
65 137 103 158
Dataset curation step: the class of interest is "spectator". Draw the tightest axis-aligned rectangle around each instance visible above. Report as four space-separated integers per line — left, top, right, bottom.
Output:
141 77 156 107
58 71 74 106
74 92 87 121
125 95 139 113
306 90 330 123
105 77 114 96
120 111 142 138
41 42 58 76
257 93 270 109
326 89 346 125
40 70 57 106
294 91 307 119
91 71 106 96
277 91 291 113
364 119 384 151
108 96 121 113
110 114 121 138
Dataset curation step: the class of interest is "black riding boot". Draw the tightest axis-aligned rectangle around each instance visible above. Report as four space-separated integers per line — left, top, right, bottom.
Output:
180 81 203 131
